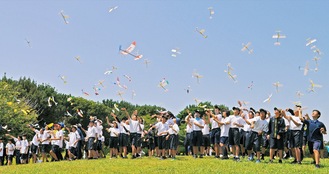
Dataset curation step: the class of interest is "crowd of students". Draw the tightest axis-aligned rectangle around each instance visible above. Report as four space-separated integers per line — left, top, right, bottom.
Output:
0 105 327 169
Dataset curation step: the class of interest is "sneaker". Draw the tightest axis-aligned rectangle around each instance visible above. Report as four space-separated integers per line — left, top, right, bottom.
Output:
215 155 219 158
311 161 316 164
221 156 229 160
290 160 297 164
193 155 198 159
315 164 320 168
269 160 273 163
248 157 254 161
297 161 302 165
278 160 282 164
162 156 167 159
256 159 261 163
132 155 136 159
261 154 265 160
219 154 223 158
199 155 203 158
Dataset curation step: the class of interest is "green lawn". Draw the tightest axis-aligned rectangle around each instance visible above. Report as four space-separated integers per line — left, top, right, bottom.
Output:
0 156 328 174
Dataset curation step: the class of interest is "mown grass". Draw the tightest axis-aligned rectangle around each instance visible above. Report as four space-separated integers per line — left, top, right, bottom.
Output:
0 156 328 174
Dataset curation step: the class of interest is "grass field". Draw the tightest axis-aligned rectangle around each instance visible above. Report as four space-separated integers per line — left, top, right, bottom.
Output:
0 156 328 174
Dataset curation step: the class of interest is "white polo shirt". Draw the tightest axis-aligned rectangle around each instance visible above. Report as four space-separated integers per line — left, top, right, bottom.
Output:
229 115 245 129
202 124 210 135
109 127 119 137
87 126 97 138
6 143 15 155
290 116 302 130
191 118 205 131
220 117 231 137
129 119 139 133
251 117 268 133
68 131 81 148
168 124 179 135
155 122 169 136
0 142 4 156
211 114 222 129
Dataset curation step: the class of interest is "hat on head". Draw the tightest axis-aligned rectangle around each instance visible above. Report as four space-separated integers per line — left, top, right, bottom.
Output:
232 107 241 111
259 108 267 113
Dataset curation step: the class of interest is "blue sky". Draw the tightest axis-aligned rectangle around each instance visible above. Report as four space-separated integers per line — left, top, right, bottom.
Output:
1 0 328 140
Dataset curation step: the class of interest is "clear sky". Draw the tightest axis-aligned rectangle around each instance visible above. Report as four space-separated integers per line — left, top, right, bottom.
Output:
1 0 328 140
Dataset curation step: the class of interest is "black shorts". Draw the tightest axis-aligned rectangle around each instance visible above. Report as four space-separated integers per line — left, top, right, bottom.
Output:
51 145 60 154
148 143 155 150
169 134 178 150
269 137 284 150
220 137 228 145
8 155 14 161
154 136 158 147
290 130 302 148
211 128 221 144
245 131 262 152
137 134 142 147
31 144 38 154
228 128 240 146
130 133 138 147
202 134 211 147
192 131 203 147
87 137 96 150
41 144 50 153
119 133 129 147
158 135 168 150
240 130 247 145
21 153 28 160
109 137 118 149
69 147 77 156
96 140 102 150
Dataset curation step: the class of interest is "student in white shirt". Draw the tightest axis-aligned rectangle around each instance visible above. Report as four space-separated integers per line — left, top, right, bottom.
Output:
5 133 22 165
282 106 303 164
228 107 245 161
6 139 16 165
0 137 3 165
108 113 129 158
244 108 268 163
149 116 169 159
209 105 222 158
81 121 98 159
29 125 41 163
122 108 140 159
184 114 193 156
187 110 205 158
137 118 145 157
50 124 64 161
202 115 211 156
166 118 179 159
106 122 120 158
20 134 29 164
66 126 81 160
39 128 50 162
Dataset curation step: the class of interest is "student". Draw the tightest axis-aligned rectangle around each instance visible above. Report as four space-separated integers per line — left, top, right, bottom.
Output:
209 106 222 158
228 107 245 161
50 123 64 161
241 110 253 158
282 106 303 164
67 126 81 160
184 113 193 156
81 121 98 159
39 128 50 162
6 139 15 165
109 114 129 159
95 119 104 158
149 115 169 160
299 110 327 168
20 134 29 164
217 110 231 160
145 126 156 157
5 134 21 165
29 125 41 163
122 108 140 159
107 121 120 158
202 115 211 156
166 118 179 160
0 137 3 166
267 108 286 163
244 108 268 163
261 111 271 160
187 110 205 158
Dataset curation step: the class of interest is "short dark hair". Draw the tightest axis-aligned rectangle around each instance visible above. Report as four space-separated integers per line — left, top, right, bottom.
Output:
214 105 221 110
313 109 321 117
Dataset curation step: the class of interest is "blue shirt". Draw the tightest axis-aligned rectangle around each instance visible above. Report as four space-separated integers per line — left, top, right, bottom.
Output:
303 119 326 142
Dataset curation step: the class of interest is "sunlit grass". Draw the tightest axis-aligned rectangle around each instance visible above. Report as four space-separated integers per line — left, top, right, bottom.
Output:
0 156 328 174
